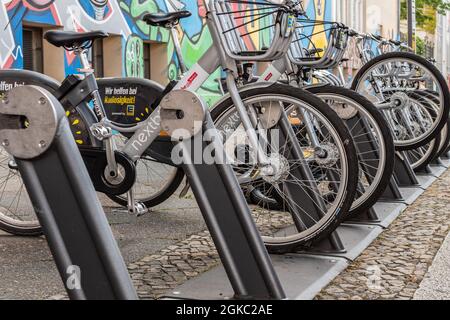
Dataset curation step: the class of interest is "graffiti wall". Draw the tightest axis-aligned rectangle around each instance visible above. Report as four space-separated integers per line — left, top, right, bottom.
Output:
0 0 333 104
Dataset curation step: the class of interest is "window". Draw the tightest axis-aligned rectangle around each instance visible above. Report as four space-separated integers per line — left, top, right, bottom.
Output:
90 39 104 78
22 27 43 72
143 42 151 79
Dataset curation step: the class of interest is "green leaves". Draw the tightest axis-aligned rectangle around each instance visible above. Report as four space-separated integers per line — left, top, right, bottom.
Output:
401 0 450 33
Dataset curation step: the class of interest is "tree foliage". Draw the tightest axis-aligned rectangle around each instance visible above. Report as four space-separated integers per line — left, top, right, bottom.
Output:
401 0 450 33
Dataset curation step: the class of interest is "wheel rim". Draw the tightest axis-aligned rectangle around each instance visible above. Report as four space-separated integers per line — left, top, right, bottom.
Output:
355 57 446 148
214 94 350 245
0 147 39 230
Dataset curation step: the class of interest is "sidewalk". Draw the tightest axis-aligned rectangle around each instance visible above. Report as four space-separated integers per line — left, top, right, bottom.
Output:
316 169 450 300
414 231 450 300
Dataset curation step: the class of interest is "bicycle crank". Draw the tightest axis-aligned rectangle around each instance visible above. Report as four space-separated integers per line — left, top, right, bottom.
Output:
79 147 136 195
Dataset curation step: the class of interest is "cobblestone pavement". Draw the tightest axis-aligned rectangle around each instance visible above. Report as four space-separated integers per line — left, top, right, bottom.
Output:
28 170 450 300
316 170 450 300
129 231 219 299
120 170 450 300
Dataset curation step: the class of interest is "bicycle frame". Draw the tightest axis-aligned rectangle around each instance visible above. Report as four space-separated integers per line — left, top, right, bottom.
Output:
90 1 298 170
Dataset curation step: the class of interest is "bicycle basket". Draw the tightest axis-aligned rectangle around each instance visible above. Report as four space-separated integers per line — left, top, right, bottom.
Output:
208 0 297 61
288 20 349 69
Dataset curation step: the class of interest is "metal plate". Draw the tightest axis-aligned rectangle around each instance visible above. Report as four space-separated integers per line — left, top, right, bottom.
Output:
160 90 206 140
0 85 59 159
164 254 348 300
257 101 283 129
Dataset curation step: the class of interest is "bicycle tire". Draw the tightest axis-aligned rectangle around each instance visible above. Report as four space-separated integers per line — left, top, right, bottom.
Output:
351 52 450 150
211 83 359 253
305 85 395 219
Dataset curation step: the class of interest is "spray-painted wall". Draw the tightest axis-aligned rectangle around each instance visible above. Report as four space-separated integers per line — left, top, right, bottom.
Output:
0 0 333 103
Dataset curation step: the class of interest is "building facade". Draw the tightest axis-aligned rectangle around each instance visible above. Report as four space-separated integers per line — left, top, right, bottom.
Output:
0 0 334 104
1 0 447 99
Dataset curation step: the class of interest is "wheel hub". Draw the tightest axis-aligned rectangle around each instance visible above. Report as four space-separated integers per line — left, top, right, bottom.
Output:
104 164 126 186
314 143 339 167
262 154 290 184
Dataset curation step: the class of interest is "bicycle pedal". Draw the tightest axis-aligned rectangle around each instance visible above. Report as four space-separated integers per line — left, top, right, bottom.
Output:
128 202 148 217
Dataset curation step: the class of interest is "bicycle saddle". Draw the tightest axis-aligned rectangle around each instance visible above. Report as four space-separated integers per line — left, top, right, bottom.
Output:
44 30 109 48
143 11 191 27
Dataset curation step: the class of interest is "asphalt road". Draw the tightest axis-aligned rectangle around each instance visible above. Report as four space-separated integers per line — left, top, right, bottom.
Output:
0 193 204 300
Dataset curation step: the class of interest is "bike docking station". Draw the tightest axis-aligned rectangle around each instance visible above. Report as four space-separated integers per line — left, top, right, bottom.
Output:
0 85 447 301
164 106 450 300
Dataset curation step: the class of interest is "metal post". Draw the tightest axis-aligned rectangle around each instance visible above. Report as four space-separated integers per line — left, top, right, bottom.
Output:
393 151 420 187
407 0 416 51
0 86 137 300
160 90 286 299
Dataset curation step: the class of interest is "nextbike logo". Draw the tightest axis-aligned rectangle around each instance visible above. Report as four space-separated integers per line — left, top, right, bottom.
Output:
264 73 273 81
181 72 199 90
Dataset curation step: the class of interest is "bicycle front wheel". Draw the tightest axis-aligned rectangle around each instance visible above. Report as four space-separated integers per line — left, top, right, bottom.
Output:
352 52 450 150
305 85 395 218
211 83 359 253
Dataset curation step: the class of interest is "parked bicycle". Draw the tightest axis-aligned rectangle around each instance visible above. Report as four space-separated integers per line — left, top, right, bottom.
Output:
0 0 360 254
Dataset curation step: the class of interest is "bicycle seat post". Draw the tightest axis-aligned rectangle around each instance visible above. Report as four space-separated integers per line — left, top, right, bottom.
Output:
77 48 95 75
169 24 188 76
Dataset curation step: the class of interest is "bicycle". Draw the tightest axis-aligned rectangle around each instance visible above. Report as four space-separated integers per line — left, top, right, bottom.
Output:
222 21 395 219
346 31 450 172
0 0 359 254
298 27 450 172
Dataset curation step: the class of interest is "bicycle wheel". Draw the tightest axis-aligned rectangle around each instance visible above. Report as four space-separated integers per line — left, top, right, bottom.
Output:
211 83 359 252
403 90 446 170
305 85 395 218
405 138 440 171
0 151 42 236
352 52 450 150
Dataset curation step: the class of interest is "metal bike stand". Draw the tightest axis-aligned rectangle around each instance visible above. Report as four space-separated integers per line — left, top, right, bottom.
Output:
164 99 349 300
415 165 434 175
391 151 426 205
430 157 445 166
159 90 285 300
440 153 450 168
393 151 420 186
428 157 449 175
0 86 137 300
277 113 346 255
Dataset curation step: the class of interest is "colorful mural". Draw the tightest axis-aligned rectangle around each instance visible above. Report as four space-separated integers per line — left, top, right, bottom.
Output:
0 0 333 104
